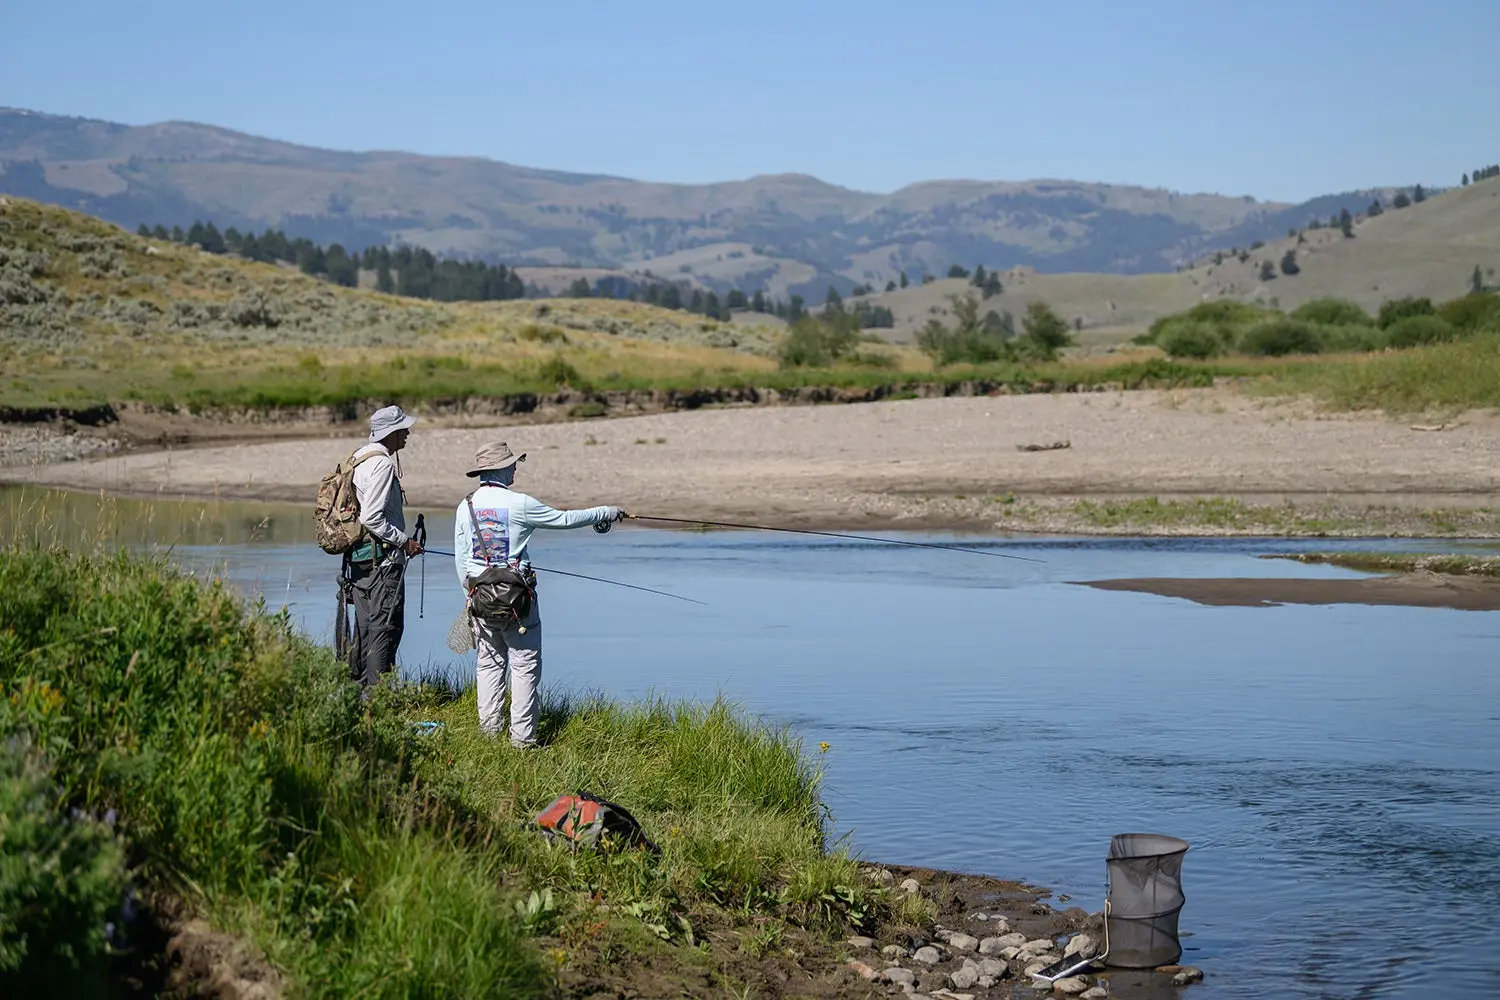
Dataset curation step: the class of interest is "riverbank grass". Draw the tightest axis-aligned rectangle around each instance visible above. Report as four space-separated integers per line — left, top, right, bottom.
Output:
0 548 884 997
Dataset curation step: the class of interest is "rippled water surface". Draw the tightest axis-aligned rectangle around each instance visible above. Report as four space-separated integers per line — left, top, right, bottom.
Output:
11 489 1496 1000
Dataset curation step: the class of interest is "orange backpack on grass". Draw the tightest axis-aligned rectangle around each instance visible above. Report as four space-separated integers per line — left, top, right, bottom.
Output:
533 792 657 853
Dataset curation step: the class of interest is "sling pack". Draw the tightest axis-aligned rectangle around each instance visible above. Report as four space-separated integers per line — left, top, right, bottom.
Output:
314 449 381 555
533 791 656 852
464 492 535 628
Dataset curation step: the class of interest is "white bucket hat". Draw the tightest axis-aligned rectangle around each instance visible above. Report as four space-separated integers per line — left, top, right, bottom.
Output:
369 405 417 442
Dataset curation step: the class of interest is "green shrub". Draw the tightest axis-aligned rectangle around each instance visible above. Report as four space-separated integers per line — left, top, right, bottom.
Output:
537 355 586 389
778 314 861 368
916 293 1017 365
1158 320 1225 359
1317 323 1387 353
1018 301 1073 360
1239 318 1323 356
0 741 126 995
1377 296 1436 329
1436 293 1500 333
1145 300 1277 352
1291 297 1371 326
916 321 1012 366
1385 315 1458 348
1146 300 1271 342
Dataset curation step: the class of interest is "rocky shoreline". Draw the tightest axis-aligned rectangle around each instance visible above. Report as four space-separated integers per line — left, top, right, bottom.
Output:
0 423 122 468
846 865 1204 1000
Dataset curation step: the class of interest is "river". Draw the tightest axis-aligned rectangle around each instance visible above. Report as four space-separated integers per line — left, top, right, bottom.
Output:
5 486 1497 1000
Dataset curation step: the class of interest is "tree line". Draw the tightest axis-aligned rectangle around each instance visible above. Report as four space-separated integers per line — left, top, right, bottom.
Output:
137 218 1015 330
137 221 528 301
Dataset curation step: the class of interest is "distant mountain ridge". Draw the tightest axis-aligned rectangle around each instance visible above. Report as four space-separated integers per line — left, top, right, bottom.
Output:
0 107 1395 299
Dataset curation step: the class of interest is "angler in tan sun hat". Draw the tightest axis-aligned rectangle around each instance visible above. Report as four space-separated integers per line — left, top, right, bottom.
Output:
453 440 625 747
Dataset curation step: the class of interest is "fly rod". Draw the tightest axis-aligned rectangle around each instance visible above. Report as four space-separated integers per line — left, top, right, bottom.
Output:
623 514 1046 564
418 547 705 605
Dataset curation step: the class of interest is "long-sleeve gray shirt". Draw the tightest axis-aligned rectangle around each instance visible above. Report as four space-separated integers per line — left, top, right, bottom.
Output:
351 443 408 547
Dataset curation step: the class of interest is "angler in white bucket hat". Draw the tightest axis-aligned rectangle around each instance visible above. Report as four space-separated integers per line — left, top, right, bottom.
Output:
343 405 423 691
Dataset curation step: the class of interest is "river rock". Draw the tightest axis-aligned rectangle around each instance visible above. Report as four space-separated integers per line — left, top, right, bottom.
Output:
1081 989 1108 1000
885 967 916 987
950 965 980 990
972 912 988 921
990 932 1027 950
845 960 880 980
848 936 875 950
1052 978 1090 995
882 944 909 959
1172 967 1205 985
1024 961 1049 978
999 946 1021 961
978 958 1008 978
1064 934 1097 960
900 878 922 895
948 933 979 953
1022 938 1055 954
986 917 1011 935
913 946 942 965
978 936 1008 956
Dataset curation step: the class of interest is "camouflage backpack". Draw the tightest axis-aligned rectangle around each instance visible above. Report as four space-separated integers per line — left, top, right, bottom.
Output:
314 449 379 555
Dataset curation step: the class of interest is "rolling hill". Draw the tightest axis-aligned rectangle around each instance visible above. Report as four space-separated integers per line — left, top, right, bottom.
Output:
0 107 1397 301
0 195 787 409
855 176 1500 343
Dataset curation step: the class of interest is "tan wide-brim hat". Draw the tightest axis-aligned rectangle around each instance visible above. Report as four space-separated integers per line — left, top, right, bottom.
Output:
467 440 526 477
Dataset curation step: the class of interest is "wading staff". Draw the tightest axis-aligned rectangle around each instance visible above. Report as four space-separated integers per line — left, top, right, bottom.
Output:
420 547 705 605
413 513 428 618
623 515 1046 564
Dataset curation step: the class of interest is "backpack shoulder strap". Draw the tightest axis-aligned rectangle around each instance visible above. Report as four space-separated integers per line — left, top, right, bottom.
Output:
464 491 493 566
347 447 383 472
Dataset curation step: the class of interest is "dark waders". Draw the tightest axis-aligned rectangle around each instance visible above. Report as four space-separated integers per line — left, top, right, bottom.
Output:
338 542 407 693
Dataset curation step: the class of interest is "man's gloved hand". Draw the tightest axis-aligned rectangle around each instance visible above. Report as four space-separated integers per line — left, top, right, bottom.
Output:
603 506 626 523
403 537 424 557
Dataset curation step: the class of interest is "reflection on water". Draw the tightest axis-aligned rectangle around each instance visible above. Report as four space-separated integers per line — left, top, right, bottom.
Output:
0 483 322 548
5 487 1498 1000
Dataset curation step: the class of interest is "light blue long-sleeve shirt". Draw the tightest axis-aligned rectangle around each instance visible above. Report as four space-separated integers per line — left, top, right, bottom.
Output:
454 483 615 586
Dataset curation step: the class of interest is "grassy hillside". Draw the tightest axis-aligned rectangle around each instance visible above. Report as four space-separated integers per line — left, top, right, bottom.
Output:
2 107 1397 299
0 197 793 408
5 195 1496 419
853 176 1500 343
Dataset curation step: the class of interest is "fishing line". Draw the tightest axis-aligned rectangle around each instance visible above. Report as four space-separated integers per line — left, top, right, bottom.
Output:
624 515 1045 564
419 547 705 605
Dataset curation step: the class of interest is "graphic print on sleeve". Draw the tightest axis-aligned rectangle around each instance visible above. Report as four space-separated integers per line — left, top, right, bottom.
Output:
469 506 511 563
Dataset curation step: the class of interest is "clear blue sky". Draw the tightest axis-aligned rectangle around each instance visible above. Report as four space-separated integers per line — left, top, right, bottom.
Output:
3 0 1497 203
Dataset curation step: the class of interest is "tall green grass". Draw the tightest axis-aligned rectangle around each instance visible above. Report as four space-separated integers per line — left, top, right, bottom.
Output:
0 547 547 997
0 546 879 995
1265 335 1500 413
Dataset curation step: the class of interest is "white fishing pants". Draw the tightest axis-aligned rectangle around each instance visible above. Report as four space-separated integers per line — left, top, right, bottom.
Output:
473 607 542 748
